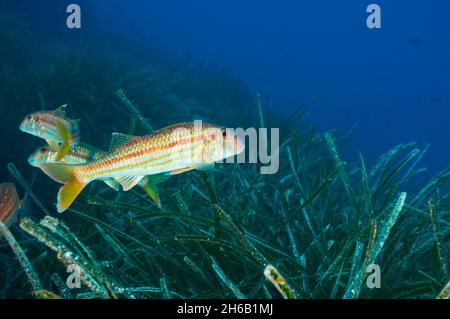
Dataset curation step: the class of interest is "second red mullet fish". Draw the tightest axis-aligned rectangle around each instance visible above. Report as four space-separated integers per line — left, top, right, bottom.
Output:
28 143 166 207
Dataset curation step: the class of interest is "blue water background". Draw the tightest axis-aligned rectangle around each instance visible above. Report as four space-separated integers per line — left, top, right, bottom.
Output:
3 0 450 177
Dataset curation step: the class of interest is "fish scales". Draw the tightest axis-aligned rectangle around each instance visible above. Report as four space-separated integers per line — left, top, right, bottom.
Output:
77 123 208 182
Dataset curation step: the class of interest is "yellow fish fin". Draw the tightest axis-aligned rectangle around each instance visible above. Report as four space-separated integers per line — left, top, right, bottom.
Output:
57 178 86 213
55 122 71 161
37 161 86 213
114 175 144 191
109 132 137 152
55 142 71 161
45 139 59 149
102 178 121 191
138 177 161 207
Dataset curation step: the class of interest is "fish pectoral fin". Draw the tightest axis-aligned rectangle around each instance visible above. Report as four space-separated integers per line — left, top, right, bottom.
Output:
55 122 72 161
55 141 71 161
55 121 70 141
138 177 161 207
114 175 144 191
102 178 121 191
170 167 194 175
45 139 59 149
109 132 137 152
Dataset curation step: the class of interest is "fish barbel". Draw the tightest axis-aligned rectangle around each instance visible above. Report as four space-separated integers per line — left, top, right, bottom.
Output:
40 122 245 213
20 105 80 161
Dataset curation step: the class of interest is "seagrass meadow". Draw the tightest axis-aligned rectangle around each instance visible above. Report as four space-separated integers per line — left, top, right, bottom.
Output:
0 12 449 299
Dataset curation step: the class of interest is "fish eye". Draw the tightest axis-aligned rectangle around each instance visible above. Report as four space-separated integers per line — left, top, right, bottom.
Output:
26 115 32 120
222 130 227 137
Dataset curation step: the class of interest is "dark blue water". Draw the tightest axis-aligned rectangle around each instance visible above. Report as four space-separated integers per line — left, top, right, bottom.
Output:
3 0 450 175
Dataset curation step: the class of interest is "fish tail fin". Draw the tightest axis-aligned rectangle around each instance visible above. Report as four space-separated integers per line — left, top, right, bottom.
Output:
37 162 86 212
57 178 86 213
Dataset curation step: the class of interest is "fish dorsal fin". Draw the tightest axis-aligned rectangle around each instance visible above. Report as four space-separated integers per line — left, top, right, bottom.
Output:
109 132 137 152
114 175 144 191
55 104 68 116
71 118 81 128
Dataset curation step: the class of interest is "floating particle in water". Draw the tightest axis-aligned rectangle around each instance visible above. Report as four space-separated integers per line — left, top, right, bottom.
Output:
430 97 443 104
408 37 423 46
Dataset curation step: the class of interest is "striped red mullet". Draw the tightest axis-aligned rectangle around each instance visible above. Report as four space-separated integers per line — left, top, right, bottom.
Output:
28 143 105 168
20 105 80 161
0 183 20 227
40 122 244 212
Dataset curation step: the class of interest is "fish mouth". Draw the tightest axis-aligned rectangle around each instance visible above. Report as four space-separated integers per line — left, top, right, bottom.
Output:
19 121 29 133
27 157 37 167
